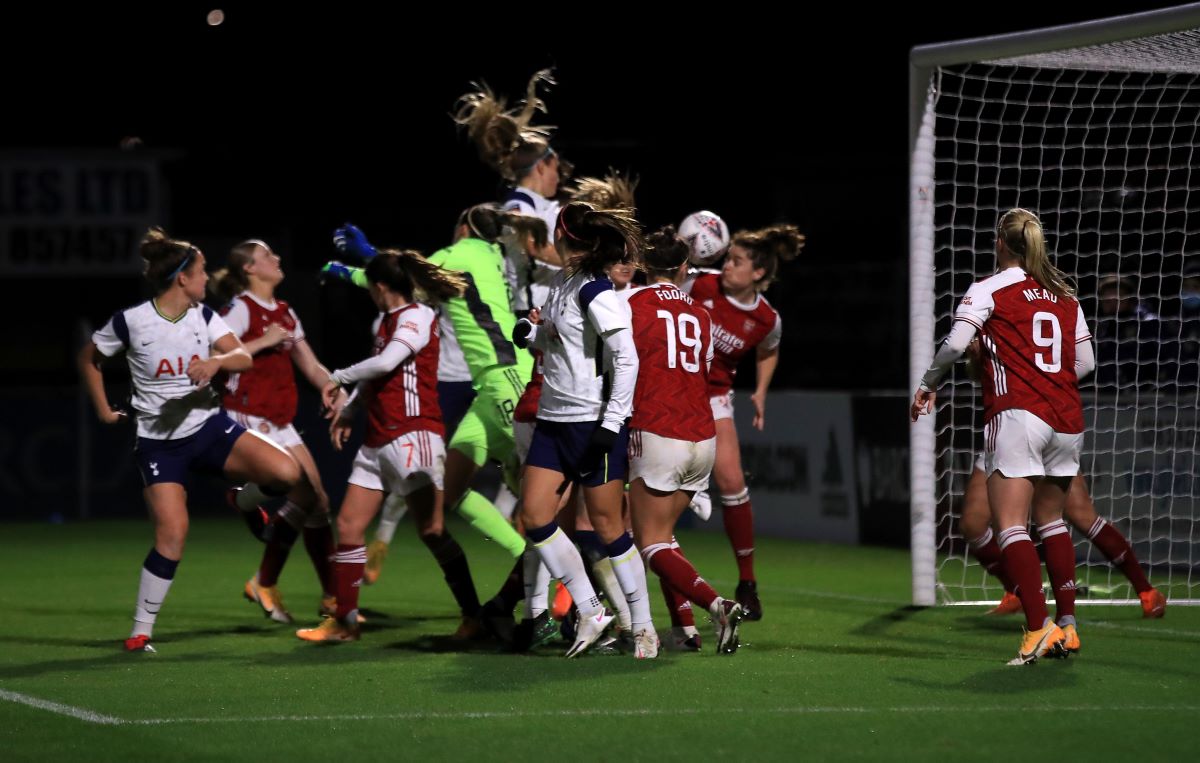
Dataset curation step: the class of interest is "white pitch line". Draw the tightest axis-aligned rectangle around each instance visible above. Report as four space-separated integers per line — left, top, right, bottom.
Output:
0 688 123 725
4 689 1198 726
123 704 1200 725
1087 621 1200 639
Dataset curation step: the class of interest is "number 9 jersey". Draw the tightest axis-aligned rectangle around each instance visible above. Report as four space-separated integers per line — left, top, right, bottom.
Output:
624 283 716 442
955 266 1092 434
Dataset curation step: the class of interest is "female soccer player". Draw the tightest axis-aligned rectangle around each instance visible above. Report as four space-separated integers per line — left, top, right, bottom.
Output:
297 249 467 642
80 228 301 652
912 208 1095 665
207 239 341 625
453 69 568 312
513 201 650 658
957 339 1164 620
686 224 805 620
627 227 745 654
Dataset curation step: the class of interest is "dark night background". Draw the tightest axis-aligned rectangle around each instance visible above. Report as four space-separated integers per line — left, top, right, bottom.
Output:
1 2 1178 390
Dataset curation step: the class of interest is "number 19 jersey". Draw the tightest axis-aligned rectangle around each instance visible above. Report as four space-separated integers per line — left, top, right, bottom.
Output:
954 266 1091 434
625 283 716 442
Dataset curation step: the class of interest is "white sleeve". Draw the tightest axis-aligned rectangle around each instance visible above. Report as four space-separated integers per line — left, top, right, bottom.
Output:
600 325 638 432
1075 338 1096 379
92 313 127 357
1073 303 1094 378
588 290 637 431
330 307 432 385
289 308 306 342
206 310 235 345
919 316 979 391
587 288 631 338
222 299 250 337
953 282 994 331
1074 303 1092 344
762 313 782 352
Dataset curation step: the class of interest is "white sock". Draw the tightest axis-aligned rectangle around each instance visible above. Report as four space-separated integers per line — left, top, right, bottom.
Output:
591 556 632 630
532 528 601 617
131 568 175 638
608 541 653 632
493 483 518 521
374 493 407 544
672 625 699 641
523 548 551 619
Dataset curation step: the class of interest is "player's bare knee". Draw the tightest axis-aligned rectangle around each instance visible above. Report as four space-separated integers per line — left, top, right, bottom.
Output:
959 510 989 540
589 512 624 544
336 513 369 542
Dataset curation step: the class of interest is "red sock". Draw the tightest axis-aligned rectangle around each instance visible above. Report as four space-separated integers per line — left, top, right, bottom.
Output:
968 529 1015 593
997 527 1048 630
1038 520 1077 622
721 494 756 582
660 577 695 628
304 521 336 597
257 516 299 587
333 544 366 620
644 546 718 610
1088 518 1153 594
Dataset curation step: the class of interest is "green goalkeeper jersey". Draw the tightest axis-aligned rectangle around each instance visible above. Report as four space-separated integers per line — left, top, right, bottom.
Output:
428 237 532 384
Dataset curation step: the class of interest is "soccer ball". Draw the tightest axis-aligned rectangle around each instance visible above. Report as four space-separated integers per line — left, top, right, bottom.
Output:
679 210 730 265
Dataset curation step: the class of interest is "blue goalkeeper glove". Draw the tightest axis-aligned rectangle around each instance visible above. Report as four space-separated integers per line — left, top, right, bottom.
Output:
333 223 378 261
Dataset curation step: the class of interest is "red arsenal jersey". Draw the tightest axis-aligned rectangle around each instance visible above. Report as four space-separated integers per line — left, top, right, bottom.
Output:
220 292 301 426
365 303 444 447
625 283 716 441
954 267 1090 434
688 273 781 395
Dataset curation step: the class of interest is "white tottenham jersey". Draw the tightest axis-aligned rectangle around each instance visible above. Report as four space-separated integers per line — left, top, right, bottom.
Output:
93 300 235 440
502 187 562 312
437 309 472 383
534 270 637 427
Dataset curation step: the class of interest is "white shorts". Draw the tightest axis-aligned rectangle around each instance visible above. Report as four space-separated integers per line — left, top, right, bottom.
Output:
227 410 303 449
514 420 534 463
709 391 734 422
983 409 1082 479
628 430 716 493
348 430 445 497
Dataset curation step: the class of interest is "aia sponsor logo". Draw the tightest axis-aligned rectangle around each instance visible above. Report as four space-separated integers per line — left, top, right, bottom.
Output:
154 355 203 377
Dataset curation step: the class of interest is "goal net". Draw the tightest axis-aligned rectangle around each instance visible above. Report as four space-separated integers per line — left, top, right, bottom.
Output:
910 7 1200 606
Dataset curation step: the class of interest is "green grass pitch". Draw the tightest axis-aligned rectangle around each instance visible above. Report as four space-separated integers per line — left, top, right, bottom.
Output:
2 519 1197 761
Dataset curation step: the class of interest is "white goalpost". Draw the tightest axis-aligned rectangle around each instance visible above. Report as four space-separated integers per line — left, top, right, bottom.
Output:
910 4 1200 606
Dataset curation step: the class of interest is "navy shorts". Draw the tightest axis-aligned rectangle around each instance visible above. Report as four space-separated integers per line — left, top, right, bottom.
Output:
525 419 629 488
135 413 247 487
437 380 477 440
